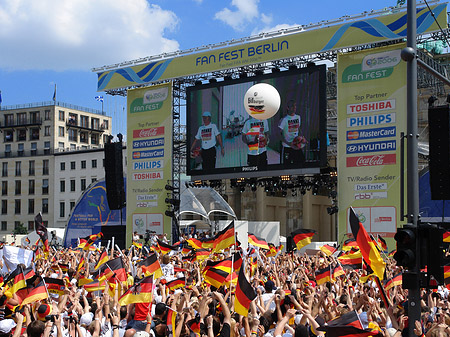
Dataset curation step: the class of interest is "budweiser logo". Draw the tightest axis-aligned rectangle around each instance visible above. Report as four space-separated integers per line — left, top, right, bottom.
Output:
347 153 396 167
133 126 164 139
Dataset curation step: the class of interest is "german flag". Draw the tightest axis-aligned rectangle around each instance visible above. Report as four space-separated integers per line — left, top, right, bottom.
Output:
266 244 278 257
166 308 177 336
194 248 210 261
203 267 229 289
338 250 363 269
200 237 215 249
203 257 232 274
186 238 202 249
167 277 185 291
213 221 235 252
79 232 103 251
78 276 94 287
4 266 26 297
132 241 143 250
234 265 256 317
225 271 238 287
250 257 258 276
23 267 36 281
342 238 358 251
84 280 107 292
332 263 345 280
95 249 109 270
374 276 390 308
388 250 396 258
444 231 450 243
174 266 187 274
118 276 153 306
77 256 85 273
182 244 193 255
34 212 49 254
248 234 269 250
137 254 163 279
349 208 385 280
104 257 127 283
233 252 243 272
157 239 178 255
315 266 331 285
108 282 117 298
385 273 402 291
44 277 66 295
320 244 337 256
445 261 450 280
25 237 30 245
187 319 201 336
324 310 363 329
21 281 48 306
377 235 388 253
291 228 316 250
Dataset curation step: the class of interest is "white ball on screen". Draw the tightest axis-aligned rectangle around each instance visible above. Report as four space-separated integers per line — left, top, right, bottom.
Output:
244 83 281 120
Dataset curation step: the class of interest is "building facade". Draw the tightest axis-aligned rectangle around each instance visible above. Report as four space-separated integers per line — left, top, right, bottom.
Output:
0 102 113 233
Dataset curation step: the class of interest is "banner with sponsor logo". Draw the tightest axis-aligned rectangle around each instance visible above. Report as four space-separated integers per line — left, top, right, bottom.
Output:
96 4 446 91
337 44 406 240
126 83 173 246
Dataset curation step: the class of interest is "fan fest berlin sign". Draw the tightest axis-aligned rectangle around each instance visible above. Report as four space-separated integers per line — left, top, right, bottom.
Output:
96 4 446 91
126 83 173 245
337 44 407 239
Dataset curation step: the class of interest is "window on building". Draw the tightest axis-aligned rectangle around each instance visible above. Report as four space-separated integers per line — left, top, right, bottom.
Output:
2 163 8 177
60 180 65 192
28 199 34 214
14 199 21 214
15 180 21 195
30 128 39 140
17 113 26 124
68 114 77 125
1 200 6 214
70 161 76 170
91 133 99 145
92 159 97 168
91 177 97 183
29 160 35 176
1 181 6 195
45 110 51 120
31 143 37 156
15 162 21 176
29 180 35 195
60 162 65 171
43 160 49 175
59 110 64 121
102 120 109 130
42 199 48 214
68 129 77 142
28 221 34 231
80 132 88 143
81 178 86 191
91 118 100 130
44 126 50 136
4 130 13 142
58 142 64 149
17 129 26 141
30 111 40 124
81 116 89 128
42 179 49 194
70 144 76 150
81 160 86 169
59 126 65 137
4 114 13 127
14 221 21 230
17 143 24 157
44 141 50 155
60 202 65 218
70 180 75 192
70 201 75 210
1 222 6 231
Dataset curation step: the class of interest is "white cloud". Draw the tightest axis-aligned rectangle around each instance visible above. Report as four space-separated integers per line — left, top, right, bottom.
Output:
215 0 260 31
0 0 180 71
251 23 301 36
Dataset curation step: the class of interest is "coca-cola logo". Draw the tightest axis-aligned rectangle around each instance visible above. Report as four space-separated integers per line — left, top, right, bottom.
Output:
347 154 396 167
133 126 165 139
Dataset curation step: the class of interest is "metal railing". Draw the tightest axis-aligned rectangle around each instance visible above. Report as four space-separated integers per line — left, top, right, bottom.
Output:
0 101 105 116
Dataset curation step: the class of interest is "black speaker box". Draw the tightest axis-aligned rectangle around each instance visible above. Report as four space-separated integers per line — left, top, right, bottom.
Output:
101 225 126 250
104 143 125 209
428 105 450 200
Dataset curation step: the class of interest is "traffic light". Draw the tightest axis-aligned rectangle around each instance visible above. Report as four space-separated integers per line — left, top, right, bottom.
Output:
394 224 417 269
420 223 444 285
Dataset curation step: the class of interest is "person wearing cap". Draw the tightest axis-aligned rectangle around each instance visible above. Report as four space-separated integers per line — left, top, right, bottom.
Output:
190 111 224 170
242 115 270 169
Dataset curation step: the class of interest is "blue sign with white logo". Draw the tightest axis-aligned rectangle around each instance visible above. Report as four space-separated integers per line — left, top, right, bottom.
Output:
346 140 396 154
132 137 164 149
132 149 164 159
346 126 396 141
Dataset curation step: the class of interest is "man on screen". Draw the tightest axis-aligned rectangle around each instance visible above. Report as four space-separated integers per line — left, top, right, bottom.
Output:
278 100 306 165
242 116 270 168
190 111 224 169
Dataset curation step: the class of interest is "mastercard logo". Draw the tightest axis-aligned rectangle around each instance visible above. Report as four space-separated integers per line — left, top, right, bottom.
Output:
133 152 141 159
347 131 359 140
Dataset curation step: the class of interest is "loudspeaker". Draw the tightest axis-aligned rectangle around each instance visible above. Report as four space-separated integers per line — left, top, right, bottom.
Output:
100 225 126 250
429 105 450 200
104 142 125 209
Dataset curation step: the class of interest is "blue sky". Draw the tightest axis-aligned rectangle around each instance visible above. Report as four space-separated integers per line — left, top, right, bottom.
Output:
0 0 400 136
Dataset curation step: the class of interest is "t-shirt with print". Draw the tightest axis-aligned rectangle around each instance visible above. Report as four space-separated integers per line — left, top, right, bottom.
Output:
195 124 220 150
242 118 269 155
278 114 300 147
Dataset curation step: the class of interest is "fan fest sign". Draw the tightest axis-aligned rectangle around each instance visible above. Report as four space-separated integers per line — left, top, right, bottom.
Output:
337 44 407 239
126 83 173 245
96 4 446 91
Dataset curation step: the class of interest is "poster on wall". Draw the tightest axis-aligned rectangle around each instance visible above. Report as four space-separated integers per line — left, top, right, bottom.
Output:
337 44 407 240
126 83 173 246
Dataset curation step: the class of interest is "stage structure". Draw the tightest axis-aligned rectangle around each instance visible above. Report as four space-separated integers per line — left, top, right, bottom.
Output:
93 1 448 245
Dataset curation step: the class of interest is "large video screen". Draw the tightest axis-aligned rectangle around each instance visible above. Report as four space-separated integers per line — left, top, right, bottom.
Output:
186 65 327 180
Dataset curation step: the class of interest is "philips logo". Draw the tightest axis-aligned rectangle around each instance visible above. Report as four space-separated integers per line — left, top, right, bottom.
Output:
362 49 401 71
346 140 396 154
347 113 395 128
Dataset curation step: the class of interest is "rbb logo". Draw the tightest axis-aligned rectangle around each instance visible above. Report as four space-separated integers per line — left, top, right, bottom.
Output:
355 193 372 200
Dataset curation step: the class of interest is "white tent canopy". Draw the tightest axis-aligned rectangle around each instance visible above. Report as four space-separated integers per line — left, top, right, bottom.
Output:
179 187 236 221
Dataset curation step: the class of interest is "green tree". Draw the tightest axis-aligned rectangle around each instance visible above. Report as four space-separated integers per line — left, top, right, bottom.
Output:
13 223 28 235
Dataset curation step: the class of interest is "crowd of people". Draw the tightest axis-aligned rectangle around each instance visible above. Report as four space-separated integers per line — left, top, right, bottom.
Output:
0 231 448 337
